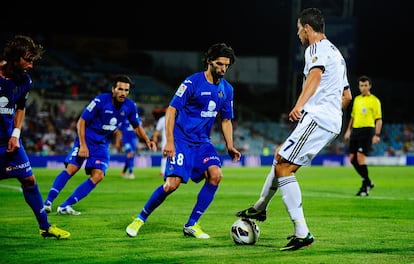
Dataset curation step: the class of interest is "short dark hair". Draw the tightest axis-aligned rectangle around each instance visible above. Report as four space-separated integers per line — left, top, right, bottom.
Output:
1 35 44 62
358 75 372 85
203 43 236 69
112 74 133 88
298 8 325 33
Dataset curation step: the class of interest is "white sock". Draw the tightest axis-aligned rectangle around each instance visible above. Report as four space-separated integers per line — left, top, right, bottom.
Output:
278 175 309 238
160 157 167 174
254 160 278 211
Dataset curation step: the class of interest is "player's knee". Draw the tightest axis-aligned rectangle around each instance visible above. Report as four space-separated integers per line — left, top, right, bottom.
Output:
163 177 181 193
209 173 222 185
19 175 36 188
350 156 358 166
207 167 222 184
275 160 297 177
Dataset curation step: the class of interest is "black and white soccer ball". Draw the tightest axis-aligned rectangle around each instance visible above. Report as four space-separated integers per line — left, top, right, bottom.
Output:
230 218 260 245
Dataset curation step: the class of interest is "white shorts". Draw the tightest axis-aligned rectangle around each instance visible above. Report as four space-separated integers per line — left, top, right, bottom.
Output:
279 112 338 166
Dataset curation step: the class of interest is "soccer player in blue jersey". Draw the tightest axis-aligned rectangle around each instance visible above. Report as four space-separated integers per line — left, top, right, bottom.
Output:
44 75 157 215
116 119 139 179
0 35 70 239
126 43 241 239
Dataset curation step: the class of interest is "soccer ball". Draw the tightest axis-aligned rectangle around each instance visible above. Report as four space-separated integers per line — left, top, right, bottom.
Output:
230 218 260 245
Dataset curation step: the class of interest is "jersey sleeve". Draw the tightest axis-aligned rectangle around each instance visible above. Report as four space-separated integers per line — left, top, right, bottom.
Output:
127 100 142 128
170 80 192 110
15 74 32 110
81 96 101 122
374 97 382 119
220 82 234 119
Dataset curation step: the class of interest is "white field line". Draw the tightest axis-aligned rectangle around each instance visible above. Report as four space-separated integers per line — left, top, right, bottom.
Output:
0 184 22 192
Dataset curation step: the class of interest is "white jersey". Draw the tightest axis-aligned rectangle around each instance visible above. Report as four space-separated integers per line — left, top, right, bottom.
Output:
155 115 167 148
303 38 349 134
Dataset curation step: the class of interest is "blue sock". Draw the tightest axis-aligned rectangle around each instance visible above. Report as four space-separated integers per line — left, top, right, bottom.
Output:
45 170 71 205
185 182 218 227
138 185 168 222
127 156 134 174
23 184 50 230
60 178 95 207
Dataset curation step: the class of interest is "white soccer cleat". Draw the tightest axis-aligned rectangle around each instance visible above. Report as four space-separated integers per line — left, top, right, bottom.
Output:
57 205 81 215
44 204 52 214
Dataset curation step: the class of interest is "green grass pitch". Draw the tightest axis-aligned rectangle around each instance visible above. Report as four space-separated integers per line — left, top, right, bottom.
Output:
0 166 413 263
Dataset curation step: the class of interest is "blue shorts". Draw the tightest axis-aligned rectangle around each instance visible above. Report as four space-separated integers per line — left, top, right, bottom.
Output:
164 140 221 183
65 139 110 175
0 142 33 179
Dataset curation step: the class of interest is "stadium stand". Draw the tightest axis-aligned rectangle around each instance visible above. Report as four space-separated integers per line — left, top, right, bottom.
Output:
26 49 414 157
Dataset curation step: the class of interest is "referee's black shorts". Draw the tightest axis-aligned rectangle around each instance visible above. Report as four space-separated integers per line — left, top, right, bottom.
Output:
349 127 375 155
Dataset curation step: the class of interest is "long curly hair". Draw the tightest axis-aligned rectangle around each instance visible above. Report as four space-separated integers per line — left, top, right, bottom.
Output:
1 35 45 63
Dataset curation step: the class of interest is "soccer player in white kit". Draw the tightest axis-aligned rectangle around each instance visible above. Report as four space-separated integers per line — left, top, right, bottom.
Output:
236 7 352 251
153 113 167 176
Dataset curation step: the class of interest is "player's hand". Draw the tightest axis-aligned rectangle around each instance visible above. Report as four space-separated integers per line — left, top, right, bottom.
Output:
7 137 20 152
147 141 157 152
228 147 241 162
163 142 175 158
288 106 303 122
78 145 89 158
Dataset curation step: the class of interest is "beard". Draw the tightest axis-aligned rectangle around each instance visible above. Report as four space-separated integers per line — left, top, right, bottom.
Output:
211 70 225 84
113 96 125 108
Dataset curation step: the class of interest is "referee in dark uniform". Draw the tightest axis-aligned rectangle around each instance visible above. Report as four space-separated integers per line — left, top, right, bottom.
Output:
344 75 382 196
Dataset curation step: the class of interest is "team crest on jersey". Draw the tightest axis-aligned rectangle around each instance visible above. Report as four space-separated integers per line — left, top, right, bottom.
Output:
175 83 187 97
312 56 318 63
218 91 224 98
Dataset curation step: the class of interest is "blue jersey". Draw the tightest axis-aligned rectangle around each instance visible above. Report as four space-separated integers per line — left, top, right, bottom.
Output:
66 93 142 174
80 93 141 147
120 119 138 153
169 72 234 145
0 73 31 143
0 73 33 179
164 72 234 182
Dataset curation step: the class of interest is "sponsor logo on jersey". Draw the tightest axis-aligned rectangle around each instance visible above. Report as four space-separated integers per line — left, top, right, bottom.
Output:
201 100 218 117
0 96 13 114
102 117 118 131
0 96 9 107
202 156 220 164
5 161 31 171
